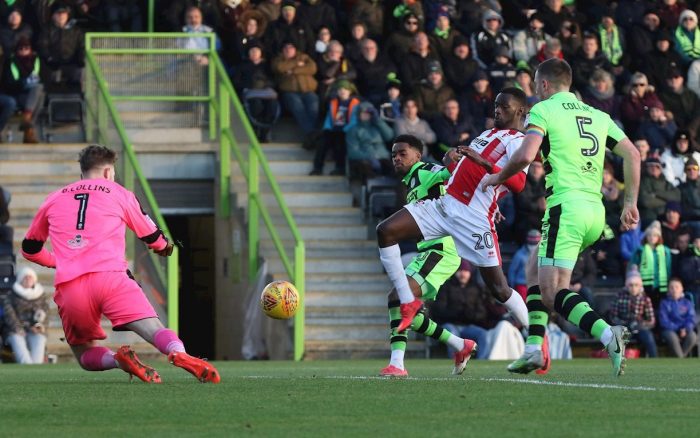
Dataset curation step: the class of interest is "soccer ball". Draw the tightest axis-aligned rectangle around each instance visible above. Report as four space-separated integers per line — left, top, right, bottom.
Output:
260 280 300 319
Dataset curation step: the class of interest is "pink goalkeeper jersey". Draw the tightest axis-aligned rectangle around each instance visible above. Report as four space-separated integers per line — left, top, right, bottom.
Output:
22 179 168 286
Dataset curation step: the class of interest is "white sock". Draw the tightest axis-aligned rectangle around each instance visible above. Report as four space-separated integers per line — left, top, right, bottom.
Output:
600 327 613 346
501 289 529 328
446 333 465 352
389 349 405 369
379 245 414 304
525 344 541 353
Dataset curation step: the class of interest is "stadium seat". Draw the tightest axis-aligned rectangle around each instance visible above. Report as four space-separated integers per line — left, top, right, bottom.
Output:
42 93 85 142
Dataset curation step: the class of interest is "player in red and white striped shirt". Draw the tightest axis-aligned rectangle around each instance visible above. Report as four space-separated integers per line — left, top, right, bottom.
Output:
377 88 533 360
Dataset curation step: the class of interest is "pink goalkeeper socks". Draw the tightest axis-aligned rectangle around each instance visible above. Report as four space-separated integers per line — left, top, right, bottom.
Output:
153 328 186 355
79 346 117 371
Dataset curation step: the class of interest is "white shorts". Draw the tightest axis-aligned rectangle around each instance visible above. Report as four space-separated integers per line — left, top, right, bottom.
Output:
405 194 501 267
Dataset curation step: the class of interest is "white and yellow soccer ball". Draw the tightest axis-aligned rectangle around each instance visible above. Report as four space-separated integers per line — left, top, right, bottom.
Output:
260 280 300 319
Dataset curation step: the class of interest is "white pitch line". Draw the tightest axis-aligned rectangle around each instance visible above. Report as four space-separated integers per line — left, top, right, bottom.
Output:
240 375 700 393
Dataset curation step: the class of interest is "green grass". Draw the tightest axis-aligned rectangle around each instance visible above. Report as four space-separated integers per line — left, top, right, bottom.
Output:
1 358 699 437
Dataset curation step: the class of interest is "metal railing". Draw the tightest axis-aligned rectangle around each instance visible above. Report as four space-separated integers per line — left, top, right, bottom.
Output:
84 33 306 360
84 45 180 332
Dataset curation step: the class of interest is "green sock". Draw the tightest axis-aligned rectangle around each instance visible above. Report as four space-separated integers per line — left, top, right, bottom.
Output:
525 286 549 346
388 300 407 353
410 310 452 344
553 289 609 340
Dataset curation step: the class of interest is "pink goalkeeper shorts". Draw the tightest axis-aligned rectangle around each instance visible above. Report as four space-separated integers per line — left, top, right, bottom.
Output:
53 271 158 345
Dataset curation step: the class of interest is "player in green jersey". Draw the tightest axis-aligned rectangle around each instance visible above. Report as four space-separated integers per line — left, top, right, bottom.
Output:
380 134 476 377
482 58 641 377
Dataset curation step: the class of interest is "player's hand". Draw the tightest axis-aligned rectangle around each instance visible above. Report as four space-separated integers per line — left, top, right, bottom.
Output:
444 148 463 163
481 173 502 192
154 242 174 257
619 205 640 231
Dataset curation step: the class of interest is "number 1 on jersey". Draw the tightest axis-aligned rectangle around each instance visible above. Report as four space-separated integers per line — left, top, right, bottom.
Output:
576 116 599 157
74 193 89 230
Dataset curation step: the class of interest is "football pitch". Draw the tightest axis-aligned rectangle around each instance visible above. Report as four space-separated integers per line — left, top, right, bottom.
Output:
1 359 698 437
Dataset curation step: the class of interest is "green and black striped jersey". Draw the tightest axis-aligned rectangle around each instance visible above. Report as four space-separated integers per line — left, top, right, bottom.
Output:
402 161 451 205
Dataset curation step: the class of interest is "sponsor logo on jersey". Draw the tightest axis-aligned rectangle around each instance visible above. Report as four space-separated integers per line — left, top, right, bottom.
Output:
67 234 88 249
581 161 597 174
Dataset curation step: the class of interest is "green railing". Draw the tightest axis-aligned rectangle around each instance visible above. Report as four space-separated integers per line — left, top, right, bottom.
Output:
84 45 180 332
84 33 306 360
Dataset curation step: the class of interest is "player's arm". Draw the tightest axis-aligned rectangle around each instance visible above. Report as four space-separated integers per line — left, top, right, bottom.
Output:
481 128 541 192
611 136 641 231
123 192 173 256
21 202 56 268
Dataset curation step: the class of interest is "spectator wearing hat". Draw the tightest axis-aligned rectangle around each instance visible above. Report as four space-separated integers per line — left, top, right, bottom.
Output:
508 230 541 300
345 101 394 182
256 0 282 24
674 9 700 65
659 278 697 357
271 40 319 135
659 68 700 131
512 13 550 64
640 157 681 227
415 60 455 121
582 68 621 123
570 32 613 93
631 221 673 309
486 45 517 93
0 37 42 143
430 260 499 359
0 8 32 57
661 130 700 186
232 41 280 143
309 79 360 176
384 13 421 66
2 267 49 364
315 40 356 101
429 9 462 62
637 100 677 153
610 269 658 357
265 0 313 55
597 8 629 82
661 201 685 249
679 157 700 229
620 72 663 134
296 0 336 35
393 97 436 157
399 31 441 93
470 9 511 69
354 38 397 108
391 0 425 33
628 9 662 61
555 19 581 61
639 30 682 89
442 35 478 95
348 0 384 40
37 2 84 90
379 75 402 123
431 98 476 152
460 69 494 133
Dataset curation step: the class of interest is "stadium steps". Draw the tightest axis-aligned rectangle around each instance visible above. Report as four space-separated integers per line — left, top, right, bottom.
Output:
231 142 425 359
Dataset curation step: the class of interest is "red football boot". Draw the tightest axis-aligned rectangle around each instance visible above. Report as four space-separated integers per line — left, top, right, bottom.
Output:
169 351 221 383
396 299 424 332
114 345 162 383
453 339 478 375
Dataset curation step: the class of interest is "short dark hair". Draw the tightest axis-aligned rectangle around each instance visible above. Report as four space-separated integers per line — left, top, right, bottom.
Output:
536 58 572 88
393 134 424 153
499 86 527 108
79 145 117 173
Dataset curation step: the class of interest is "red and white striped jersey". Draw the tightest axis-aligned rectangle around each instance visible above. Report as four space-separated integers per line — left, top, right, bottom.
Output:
446 128 527 217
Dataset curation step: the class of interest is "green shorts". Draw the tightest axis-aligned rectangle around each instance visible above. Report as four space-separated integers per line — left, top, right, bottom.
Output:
538 199 605 270
405 236 460 301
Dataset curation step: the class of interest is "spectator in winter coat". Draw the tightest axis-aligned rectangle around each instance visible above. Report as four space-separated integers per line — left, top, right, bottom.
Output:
442 36 479 95
674 9 700 66
460 70 494 133
627 9 662 61
2 267 49 364
271 41 319 135
661 202 684 250
630 220 673 309
296 0 336 34
620 72 664 134
570 32 613 93
348 0 384 39
512 13 549 63
597 9 629 84
658 68 700 132
385 12 421 66
265 0 313 55
315 40 357 100
620 221 643 264
487 46 517 93
415 61 455 121
610 270 658 357
661 131 700 186
659 278 698 357
399 31 440 93
470 9 511 69
676 232 700 297
257 0 282 24
0 8 32 56
556 19 581 61
429 10 462 62
514 160 546 242
679 158 700 226
431 99 476 151
346 102 394 181
354 38 397 108
344 22 367 66
582 68 621 124
508 230 541 299
639 157 682 227
1 37 41 143
393 98 436 157
37 2 84 89
537 0 573 36
640 30 683 89
637 102 677 154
